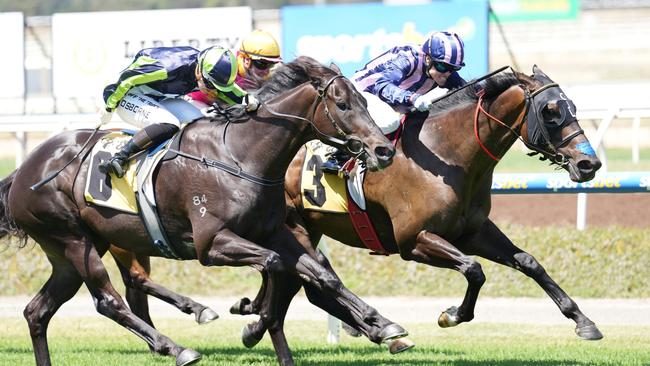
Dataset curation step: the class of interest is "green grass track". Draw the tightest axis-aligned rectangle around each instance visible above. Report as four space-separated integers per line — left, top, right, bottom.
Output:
1 318 648 365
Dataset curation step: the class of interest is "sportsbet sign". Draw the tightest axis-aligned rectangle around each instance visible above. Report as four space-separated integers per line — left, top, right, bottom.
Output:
282 1 489 79
52 7 252 100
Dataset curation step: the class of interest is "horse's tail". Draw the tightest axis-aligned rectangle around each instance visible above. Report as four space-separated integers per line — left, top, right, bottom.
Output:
0 171 27 246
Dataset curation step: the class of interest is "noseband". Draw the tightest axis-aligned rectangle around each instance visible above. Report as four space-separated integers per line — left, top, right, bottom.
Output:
474 81 584 167
259 74 363 153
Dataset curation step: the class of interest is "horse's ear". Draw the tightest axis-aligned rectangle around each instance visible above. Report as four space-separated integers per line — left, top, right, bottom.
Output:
532 64 548 78
329 62 342 75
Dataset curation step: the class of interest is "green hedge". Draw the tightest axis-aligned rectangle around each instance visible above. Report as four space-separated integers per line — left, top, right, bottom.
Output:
1 223 649 298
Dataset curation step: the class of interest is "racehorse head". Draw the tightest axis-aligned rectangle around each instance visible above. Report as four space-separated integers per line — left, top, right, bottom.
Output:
255 56 395 171
517 65 601 182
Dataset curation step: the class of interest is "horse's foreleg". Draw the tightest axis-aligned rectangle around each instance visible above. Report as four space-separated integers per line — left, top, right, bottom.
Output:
269 231 411 347
459 219 603 340
405 230 486 327
197 228 294 366
110 246 218 325
24 257 83 366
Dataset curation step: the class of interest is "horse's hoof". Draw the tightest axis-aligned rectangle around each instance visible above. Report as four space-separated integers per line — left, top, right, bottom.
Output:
438 306 460 328
230 297 252 315
378 323 408 342
241 323 264 348
385 337 415 354
176 348 202 366
196 308 219 324
576 324 604 340
342 322 362 337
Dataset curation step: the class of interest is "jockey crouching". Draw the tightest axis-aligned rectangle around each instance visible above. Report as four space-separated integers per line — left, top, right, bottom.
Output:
185 29 282 109
98 45 260 178
321 31 468 173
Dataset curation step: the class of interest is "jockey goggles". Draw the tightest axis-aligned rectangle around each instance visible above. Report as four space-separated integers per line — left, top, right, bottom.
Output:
432 61 461 73
251 59 277 70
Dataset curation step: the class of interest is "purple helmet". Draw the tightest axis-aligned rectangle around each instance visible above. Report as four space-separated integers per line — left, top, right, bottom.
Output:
422 31 465 68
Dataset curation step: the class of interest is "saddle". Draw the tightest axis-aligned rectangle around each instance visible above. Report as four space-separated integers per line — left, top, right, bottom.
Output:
84 129 184 259
300 140 388 255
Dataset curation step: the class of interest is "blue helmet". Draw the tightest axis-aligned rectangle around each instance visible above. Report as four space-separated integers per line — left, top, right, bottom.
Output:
198 46 239 92
422 31 465 68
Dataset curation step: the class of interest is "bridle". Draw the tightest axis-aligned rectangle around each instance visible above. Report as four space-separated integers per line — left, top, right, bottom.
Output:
169 74 366 188
258 74 365 156
473 78 584 168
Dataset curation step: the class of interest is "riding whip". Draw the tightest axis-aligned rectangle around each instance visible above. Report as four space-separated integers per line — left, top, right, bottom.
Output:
30 122 103 191
410 65 511 113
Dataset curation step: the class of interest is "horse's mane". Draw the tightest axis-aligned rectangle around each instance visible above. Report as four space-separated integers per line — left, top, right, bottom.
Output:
429 72 521 116
207 56 337 123
255 56 337 101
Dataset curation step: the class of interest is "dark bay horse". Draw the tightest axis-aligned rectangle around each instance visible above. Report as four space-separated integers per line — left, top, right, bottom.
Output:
232 66 604 343
0 57 407 366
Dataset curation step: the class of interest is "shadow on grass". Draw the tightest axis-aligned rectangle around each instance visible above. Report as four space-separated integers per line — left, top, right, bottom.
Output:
6 344 621 366
193 345 607 366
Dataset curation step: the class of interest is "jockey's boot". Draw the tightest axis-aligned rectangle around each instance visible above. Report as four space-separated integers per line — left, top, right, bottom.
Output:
99 123 179 178
321 148 350 174
98 140 140 178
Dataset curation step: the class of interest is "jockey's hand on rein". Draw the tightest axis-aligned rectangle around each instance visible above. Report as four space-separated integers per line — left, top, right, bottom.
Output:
244 94 260 112
98 107 113 126
413 93 435 112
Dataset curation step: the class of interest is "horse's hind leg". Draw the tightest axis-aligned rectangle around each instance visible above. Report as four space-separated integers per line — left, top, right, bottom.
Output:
458 219 603 340
403 230 486 327
230 271 267 316
24 257 83 366
110 246 218 325
61 234 201 365
240 273 301 349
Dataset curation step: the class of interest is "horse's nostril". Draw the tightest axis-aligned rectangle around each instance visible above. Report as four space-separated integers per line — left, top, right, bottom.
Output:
375 145 395 159
577 158 601 172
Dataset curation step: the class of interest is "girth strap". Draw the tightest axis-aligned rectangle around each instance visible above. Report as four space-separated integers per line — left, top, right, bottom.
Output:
167 149 285 187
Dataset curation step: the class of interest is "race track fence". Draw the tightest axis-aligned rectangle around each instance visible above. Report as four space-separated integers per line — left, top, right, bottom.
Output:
492 171 650 230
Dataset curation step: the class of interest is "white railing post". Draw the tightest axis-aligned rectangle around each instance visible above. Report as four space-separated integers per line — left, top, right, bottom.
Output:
575 108 618 229
576 192 587 230
14 131 27 168
632 116 641 164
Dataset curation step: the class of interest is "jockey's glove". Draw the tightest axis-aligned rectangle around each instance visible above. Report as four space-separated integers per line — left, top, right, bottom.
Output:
98 107 113 126
413 93 435 112
244 94 260 112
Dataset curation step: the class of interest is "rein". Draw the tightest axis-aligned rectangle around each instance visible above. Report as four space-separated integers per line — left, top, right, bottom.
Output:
473 81 583 166
258 74 362 153
166 74 351 187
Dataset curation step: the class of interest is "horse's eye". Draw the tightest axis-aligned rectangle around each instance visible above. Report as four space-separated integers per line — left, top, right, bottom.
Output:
541 105 564 127
336 101 348 111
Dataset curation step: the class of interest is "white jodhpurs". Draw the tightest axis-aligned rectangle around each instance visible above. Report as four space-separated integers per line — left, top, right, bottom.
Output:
359 91 401 135
115 89 204 128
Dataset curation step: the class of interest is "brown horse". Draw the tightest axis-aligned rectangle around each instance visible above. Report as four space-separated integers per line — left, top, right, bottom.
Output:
0 57 408 366
228 65 604 343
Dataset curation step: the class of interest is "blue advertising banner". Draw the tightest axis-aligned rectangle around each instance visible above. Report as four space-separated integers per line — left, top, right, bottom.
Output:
282 0 489 79
492 172 650 194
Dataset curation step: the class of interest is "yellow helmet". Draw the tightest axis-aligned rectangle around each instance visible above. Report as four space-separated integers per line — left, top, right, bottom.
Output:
239 30 282 62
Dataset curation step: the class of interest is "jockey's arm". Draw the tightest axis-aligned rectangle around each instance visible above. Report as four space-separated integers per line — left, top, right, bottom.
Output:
215 87 247 106
372 56 418 110
103 56 168 111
